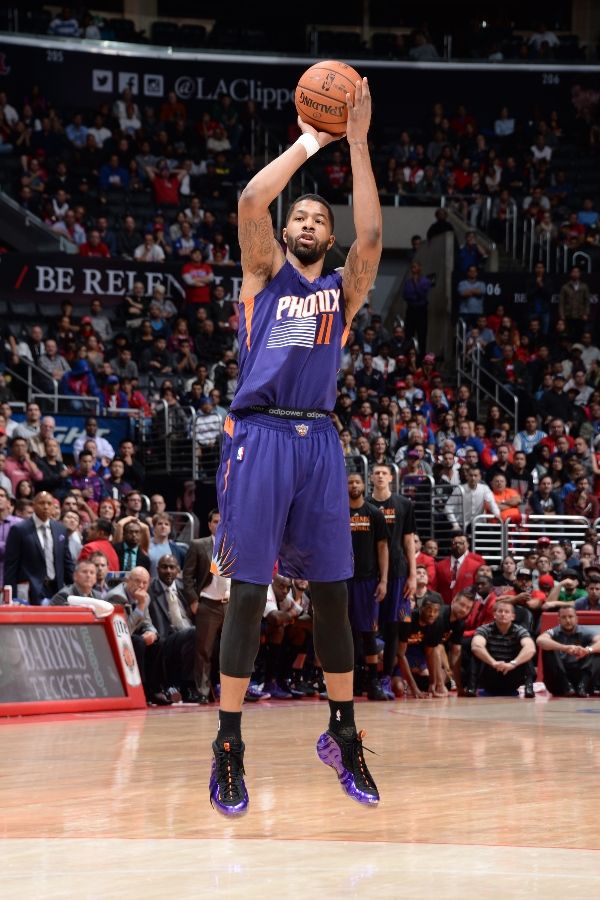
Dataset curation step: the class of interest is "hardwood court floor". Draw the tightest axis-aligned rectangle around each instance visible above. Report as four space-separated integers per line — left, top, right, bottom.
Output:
1 694 600 898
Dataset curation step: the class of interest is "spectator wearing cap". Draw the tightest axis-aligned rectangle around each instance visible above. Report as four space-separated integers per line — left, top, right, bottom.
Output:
538 572 555 598
103 375 129 410
402 261 432 356
391 379 410 410
543 569 587 611
399 447 432 485
537 606 599 697
481 430 514 471
501 566 545 619
415 353 438 388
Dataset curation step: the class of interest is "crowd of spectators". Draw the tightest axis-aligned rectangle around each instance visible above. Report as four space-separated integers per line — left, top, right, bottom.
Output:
1 28 600 705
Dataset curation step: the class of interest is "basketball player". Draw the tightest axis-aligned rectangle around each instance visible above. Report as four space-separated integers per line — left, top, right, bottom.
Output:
209 77 382 816
346 473 389 700
369 463 417 699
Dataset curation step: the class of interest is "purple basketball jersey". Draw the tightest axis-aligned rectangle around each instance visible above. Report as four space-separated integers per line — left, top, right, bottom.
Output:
232 261 348 412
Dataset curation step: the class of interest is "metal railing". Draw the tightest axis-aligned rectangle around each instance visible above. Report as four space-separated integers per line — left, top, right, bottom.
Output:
470 513 593 563
455 319 519 429
472 513 507 566
165 511 197 544
31 392 100 414
139 401 226 482
506 515 591 557
344 454 369 483
140 399 199 480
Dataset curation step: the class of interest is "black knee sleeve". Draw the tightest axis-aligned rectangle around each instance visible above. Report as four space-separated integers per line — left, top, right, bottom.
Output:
219 580 268 678
310 580 354 673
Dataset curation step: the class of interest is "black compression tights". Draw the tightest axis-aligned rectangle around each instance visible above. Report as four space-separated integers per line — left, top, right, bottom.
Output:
309 580 354 673
219 580 268 678
219 579 355 678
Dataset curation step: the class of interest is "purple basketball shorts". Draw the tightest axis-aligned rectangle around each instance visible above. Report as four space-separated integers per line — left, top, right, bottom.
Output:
347 577 379 633
212 412 353 584
378 577 408 625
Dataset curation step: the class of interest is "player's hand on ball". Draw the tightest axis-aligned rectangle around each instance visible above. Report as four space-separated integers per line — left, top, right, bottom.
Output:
296 116 341 148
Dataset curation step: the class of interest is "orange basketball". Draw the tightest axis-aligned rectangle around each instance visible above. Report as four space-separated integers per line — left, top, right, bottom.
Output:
295 59 362 136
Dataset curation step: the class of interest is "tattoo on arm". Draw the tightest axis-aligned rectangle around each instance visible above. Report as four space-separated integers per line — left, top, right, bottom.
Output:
239 213 274 268
345 245 379 306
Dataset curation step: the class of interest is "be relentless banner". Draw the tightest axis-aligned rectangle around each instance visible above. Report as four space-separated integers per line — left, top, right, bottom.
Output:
0 255 242 304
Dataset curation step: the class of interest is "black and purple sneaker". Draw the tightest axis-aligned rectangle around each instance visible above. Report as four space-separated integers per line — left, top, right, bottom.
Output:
316 729 379 806
209 739 249 817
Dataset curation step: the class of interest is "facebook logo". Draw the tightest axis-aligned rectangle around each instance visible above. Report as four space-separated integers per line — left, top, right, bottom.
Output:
118 72 139 94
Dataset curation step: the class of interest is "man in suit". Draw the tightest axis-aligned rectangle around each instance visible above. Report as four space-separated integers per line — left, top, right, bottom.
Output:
113 520 151 572
182 508 230 703
5 491 74 604
51 559 104 605
148 554 199 702
435 532 486 605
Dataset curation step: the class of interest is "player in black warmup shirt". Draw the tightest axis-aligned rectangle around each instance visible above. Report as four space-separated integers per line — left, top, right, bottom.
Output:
369 463 416 700
397 596 442 698
347 473 389 700
431 590 475 695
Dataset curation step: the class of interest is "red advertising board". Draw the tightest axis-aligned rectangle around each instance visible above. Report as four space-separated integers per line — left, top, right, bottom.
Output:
0 605 147 716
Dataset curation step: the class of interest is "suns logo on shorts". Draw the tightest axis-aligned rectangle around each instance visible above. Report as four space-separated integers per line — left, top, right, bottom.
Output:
295 424 309 436
210 532 238 578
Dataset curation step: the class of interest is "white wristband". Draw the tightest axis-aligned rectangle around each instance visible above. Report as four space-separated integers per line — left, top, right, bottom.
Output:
297 133 320 159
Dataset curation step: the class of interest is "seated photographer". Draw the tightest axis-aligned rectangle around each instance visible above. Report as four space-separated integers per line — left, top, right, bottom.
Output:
537 606 600 697
471 599 536 697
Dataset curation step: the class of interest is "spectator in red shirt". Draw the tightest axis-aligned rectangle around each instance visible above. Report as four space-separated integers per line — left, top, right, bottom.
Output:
181 247 214 308
79 228 111 258
146 162 185 208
